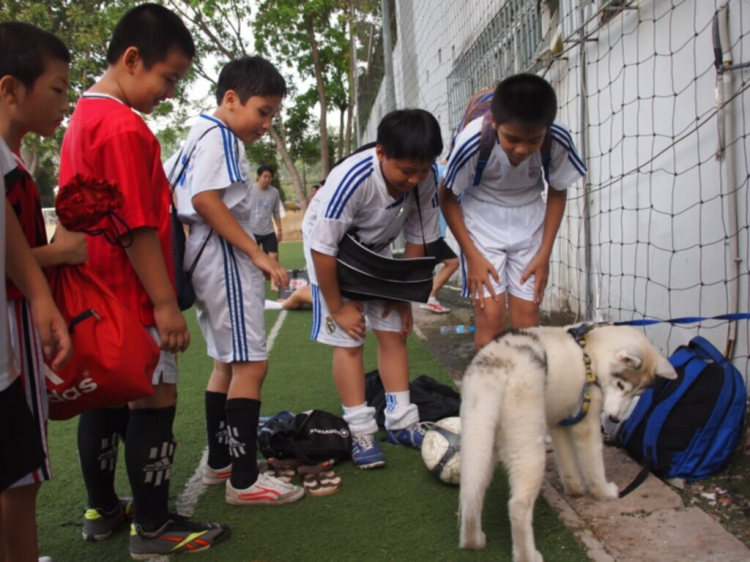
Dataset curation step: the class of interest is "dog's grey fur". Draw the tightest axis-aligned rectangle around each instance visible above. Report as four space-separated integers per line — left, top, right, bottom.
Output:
458 325 677 562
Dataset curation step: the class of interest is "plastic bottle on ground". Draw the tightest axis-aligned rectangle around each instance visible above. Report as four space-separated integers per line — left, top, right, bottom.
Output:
440 324 475 335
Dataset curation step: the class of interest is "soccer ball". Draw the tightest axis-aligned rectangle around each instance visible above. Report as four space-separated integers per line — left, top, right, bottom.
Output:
421 417 461 485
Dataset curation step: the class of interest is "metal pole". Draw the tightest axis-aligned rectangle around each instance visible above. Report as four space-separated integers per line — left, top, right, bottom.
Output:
579 2 593 320
380 0 396 113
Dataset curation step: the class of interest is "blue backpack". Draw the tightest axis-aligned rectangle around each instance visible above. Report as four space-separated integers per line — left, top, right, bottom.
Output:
617 336 746 482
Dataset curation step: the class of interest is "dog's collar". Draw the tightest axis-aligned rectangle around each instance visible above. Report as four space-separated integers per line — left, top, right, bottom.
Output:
559 324 600 427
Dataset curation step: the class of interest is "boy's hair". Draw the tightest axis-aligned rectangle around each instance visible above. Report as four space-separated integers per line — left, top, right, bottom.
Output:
376 109 443 161
107 3 195 69
216 56 287 105
257 165 275 178
0 22 70 90
491 74 557 129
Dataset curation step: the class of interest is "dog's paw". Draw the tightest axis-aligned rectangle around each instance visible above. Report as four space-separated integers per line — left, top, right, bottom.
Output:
513 548 543 562
459 530 486 550
562 479 586 497
593 481 619 500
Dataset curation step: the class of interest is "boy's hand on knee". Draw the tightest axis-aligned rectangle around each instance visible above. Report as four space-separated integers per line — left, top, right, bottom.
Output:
332 301 366 340
466 254 499 309
252 252 289 289
520 255 549 304
154 302 190 353
383 301 412 338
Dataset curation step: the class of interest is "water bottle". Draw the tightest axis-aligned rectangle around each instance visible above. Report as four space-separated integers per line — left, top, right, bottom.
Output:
440 324 475 335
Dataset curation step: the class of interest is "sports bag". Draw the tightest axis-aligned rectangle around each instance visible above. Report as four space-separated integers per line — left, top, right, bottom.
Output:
167 126 219 310
452 86 553 186
258 410 352 465
365 370 461 429
44 264 159 420
336 232 436 303
278 269 310 300
617 336 746 482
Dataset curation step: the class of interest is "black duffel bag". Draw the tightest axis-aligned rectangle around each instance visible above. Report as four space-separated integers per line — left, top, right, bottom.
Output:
258 410 352 466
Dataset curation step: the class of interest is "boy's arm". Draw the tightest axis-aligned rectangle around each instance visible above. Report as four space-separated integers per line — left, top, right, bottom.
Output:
519 187 567 304
274 216 283 243
192 190 288 288
439 181 499 307
33 225 88 268
311 249 365 341
5 201 72 370
125 227 189 353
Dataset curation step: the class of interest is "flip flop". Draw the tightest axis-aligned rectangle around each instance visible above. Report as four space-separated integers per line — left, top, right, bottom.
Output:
298 462 342 497
258 458 298 484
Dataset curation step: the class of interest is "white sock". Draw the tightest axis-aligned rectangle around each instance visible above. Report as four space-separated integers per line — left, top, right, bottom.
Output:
384 391 419 430
342 402 378 436
264 300 284 310
427 296 438 304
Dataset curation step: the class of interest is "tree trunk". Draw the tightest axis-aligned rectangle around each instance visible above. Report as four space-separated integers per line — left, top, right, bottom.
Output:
306 16 329 178
337 107 345 162
269 126 307 212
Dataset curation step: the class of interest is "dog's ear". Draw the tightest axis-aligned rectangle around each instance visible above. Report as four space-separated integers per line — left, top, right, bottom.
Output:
615 347 643 370
655 355 677 379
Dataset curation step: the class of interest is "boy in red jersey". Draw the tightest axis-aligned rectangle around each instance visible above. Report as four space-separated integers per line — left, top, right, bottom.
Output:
59 4 229 558
0 22 77 562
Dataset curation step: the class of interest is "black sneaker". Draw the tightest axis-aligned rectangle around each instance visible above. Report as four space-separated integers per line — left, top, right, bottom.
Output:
128 513 230 560
82 498 134 541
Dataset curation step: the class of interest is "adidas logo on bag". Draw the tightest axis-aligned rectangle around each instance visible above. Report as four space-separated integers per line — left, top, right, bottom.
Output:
45 366 98 403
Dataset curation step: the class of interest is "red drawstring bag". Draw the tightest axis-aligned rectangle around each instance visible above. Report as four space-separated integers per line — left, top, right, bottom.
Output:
44 264 158 420
44 175 156 419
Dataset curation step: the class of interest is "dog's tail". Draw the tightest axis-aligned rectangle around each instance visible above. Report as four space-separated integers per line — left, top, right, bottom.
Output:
458 362 506 547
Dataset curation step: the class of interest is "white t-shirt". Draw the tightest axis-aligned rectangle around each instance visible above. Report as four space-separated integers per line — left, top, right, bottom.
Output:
165 114 252 226
302 147 440 284
445 118 586 207
0 137 17 391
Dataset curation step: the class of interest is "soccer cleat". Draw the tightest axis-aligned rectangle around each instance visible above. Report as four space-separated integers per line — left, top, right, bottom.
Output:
387 422 431 449
225 472 305 506
351 434 386 469
419 299 450 314
82 498 134 541
129 513 230 560
201 462 232 486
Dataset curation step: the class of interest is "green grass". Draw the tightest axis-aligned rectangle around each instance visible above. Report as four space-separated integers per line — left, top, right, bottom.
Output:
37 241 587 561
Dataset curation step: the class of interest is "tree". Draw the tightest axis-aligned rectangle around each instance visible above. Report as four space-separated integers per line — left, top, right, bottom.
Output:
166 0 311 209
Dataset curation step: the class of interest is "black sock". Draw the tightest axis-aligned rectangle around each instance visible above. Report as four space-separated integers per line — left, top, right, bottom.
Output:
205 391 230 469
125 406 176 531
77 407 129 511
225 398 261 489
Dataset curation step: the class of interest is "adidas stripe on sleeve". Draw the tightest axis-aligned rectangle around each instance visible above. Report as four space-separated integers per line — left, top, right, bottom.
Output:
547 123 587 191
444 118 482 197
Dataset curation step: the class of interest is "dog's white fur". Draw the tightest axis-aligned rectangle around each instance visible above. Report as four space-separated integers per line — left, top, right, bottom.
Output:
459 325 676 562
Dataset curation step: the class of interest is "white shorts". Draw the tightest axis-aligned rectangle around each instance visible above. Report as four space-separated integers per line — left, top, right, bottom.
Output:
309 284 402 348
145 327 179 385
188 226 267 363
460 196 545 302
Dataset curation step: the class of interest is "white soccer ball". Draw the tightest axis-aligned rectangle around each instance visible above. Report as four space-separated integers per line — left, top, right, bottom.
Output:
421 417 461 485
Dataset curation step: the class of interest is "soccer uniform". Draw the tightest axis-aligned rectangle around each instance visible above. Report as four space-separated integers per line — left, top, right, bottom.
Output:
302 147 441 347
2 144 51 489
445 119 586 300
165 114 266 363
59 93 177 384
248 183 281 253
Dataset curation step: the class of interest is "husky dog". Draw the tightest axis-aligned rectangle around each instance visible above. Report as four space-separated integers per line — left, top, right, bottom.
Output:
459 325 676 562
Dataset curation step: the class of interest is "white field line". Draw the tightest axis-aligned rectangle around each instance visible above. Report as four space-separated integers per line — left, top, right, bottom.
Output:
154 310 288 561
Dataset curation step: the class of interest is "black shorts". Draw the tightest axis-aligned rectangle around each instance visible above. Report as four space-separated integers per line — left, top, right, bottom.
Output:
425 238 458 262
254 232 279 254
0 378 46 491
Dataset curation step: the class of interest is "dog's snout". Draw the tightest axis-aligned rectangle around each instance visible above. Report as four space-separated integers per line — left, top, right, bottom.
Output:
608 415 620 423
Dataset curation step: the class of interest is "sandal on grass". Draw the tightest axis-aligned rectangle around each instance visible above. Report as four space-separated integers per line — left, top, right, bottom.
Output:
258 458 298 484
298 462 342 497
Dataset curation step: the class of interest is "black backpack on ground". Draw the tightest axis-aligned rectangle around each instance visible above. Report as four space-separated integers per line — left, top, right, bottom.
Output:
364 370 461 428
258 410 352 466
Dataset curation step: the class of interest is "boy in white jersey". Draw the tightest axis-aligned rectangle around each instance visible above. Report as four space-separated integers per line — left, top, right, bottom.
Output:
303 109 443 468
440 74 586 350
166 56 303 506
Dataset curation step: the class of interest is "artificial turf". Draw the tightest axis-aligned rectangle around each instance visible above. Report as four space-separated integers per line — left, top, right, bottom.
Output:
37 242 587 561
